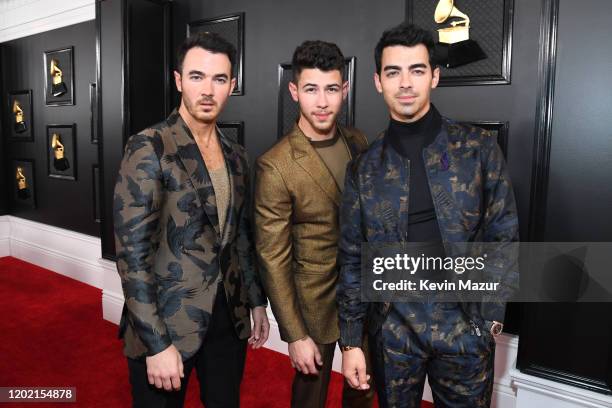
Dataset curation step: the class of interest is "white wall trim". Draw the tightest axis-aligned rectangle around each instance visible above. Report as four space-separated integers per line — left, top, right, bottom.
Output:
1 216 103 288
101 258 124 324
0 0 94 43
512 367 612 407
0 216 10 257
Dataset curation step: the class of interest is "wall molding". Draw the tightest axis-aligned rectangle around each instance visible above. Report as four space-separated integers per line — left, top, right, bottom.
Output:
0 217 10 257
0 0 94 43
0 215 103 288
528 0 559 241
512 368 612 407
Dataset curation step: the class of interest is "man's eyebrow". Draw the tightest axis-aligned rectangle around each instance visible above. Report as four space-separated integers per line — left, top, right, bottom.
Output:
383 65 402 72
187 70 204 76
409 63 428 70
383 63 428 72
213 73 229 79
301 82 319 88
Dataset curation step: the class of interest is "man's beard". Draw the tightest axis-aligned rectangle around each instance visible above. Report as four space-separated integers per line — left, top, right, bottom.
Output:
185 96 217 123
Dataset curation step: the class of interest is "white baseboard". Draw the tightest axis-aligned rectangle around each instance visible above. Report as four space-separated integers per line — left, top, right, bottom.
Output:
1 216 103 288
100 258 124 324
512 367 612 407
0 216 10 257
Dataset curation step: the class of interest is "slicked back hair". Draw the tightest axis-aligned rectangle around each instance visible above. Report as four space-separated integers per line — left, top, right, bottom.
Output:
176 31 236 75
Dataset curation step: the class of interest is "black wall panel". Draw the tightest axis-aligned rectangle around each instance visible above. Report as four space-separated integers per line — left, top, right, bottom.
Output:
0 62 6 215
98 0 170 260
172 0 405 161
1 21 99 236
517 0 612 394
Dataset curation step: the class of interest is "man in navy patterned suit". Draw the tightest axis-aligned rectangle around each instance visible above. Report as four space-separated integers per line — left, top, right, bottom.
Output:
338 23 519 407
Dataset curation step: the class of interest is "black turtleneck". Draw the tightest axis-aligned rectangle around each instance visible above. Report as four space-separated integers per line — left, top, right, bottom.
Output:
387 105 443 242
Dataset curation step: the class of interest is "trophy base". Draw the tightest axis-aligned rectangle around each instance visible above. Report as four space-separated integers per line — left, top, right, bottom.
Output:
15 121 27 133
52 82 67 97
17 188 31 200
53 158 70 171
435 40 486 68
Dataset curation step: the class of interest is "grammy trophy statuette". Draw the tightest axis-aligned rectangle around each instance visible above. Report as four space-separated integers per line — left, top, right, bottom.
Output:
16 167 31 200
51 133 70 171
50 58 67 97
434 0 486 68
12 100 27 133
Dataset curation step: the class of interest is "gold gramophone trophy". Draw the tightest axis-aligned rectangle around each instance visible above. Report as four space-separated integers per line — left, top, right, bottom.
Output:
50 58 67 97
16 166 31 199
434 0 486 68
51 133 70 171
13 100 27 133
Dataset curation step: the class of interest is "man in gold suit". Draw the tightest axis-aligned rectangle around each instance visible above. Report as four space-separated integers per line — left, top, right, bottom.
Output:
255 41 374 408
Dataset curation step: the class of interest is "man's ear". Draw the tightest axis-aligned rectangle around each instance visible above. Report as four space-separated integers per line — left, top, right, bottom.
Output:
374 72 383 94
288 81 299 103
174 70 182 93
342 80 349 101
230 77 237 95
431 66 440 89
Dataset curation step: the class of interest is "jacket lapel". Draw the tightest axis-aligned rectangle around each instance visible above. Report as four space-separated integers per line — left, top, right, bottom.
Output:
218 128 244 246
289 125 341 207
170 111 221 238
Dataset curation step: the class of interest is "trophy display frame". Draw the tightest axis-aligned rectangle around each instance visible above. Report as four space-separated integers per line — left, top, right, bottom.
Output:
218 121 245 146
406 0 514 86
93 165 101 223
90 83 98 144
13 159 36 209
43 46 75 106
46 124 77 181
187 12 245 96
277 57 355 139
7 90 34 142
466 120 509 158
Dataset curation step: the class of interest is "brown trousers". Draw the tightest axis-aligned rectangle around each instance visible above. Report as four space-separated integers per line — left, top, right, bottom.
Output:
291 339 375 408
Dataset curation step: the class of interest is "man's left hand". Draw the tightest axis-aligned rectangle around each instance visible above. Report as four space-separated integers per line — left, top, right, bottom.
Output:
249 306 270 349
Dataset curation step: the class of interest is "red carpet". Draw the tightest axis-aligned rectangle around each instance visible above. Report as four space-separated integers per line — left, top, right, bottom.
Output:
0 256 433 407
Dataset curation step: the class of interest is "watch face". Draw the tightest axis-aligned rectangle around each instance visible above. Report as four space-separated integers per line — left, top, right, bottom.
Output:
491 323 503 336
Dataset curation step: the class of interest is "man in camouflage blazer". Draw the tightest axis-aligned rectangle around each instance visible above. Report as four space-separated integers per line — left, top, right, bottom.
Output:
338 24 519 407
114 32 268 408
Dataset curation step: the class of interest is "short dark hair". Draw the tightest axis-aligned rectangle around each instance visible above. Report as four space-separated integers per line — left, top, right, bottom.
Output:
291 40 345 82
374 23 436 74
176 32 236 75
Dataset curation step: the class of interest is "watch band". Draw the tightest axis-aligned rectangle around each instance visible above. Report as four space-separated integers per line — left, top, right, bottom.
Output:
486 320 504 336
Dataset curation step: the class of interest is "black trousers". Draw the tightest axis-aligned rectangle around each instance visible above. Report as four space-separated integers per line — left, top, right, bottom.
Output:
127 283 247 408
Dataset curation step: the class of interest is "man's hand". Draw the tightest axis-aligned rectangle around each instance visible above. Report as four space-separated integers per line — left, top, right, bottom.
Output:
249 306 270 349
288 336 322 375
145 344 184 391
342 348 370 390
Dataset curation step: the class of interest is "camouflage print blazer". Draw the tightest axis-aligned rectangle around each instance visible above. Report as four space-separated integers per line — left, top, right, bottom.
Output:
114 109 266 360
337 113 519 347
